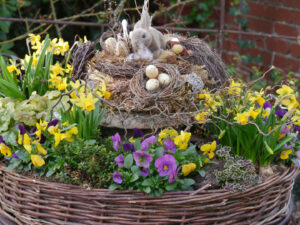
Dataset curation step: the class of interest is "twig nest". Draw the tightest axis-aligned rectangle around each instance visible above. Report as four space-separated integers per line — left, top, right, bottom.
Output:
104 37 117 55
158 73 171 87
172 44 184 54
157 50 177 64
145 65 159 78
116 38 130 57
146 79 160 92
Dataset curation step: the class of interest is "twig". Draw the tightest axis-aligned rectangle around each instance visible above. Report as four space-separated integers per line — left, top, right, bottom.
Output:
50 0 61 38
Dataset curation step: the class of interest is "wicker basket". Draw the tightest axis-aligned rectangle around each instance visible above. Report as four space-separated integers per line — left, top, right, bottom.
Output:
0 164 298 225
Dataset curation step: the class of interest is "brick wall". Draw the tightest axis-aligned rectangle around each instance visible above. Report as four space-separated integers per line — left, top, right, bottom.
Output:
222 0 300 77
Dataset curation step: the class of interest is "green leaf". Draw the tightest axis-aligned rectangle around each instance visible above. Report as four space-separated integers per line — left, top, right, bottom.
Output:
108 184 120 190
46 169 55 177
130 174 139 182
124 154 133 169
199 170 206 177
142 178 152 186
143 186 151 193
6 160 20 171
165 182 177 191
131 165 140 174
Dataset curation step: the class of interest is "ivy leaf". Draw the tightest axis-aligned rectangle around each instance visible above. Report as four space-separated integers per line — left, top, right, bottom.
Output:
124 154 133 169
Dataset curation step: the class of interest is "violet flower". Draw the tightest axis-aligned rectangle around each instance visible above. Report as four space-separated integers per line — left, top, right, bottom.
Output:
284 143 295 149
141 136 157 152
11 153 18 159
113 172 123 184
168 166 181 183
112 133 122 152
294 126 300 132
133 128 144 138
140 168 149 177
275 110 287 118
0 136 5 144
155 154 177 177
40 134 46 144
296 151 300 158
114 154 124 167
133 151 153 168
123 143 135 152
163 139 176 154
263 102 272 109
293 159 300 168
280 125 289 135
18 124 26 134
47 119 59 128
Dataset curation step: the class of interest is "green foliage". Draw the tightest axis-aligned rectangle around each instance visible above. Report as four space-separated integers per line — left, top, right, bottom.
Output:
214 147 258 192
60 101 105 140
0 35 53 99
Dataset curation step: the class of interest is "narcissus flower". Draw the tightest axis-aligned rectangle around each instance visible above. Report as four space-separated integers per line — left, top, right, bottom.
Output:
276 85 293 96
31 154 45 167
182 163 196 176
51 63 65 76
195 111 209 124
71 93 98 111
174 131 191 150
249 107 260 120
200 141 217 159
234 112 250 125
227 79 242 95
280 149 292 160
28 33 41 46
0 143 12 157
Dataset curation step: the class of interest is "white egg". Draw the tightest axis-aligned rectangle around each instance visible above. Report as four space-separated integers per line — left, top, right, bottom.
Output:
171 37 180 44
146 79 160 92
104 37 117 55
145 65 159 78
158 73 171 86
172 44 184 54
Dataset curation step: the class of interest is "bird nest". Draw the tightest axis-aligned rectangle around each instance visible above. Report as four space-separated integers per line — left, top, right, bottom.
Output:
71 34 228 130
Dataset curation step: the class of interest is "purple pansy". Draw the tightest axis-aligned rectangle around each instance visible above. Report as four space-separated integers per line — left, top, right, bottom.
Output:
0 136 5 144
140 168 149 177
30 127 37 134
275 110 287 118
113 171 123 184
141 136 157 152
123 143 135 152
11 153 18 159
114 154 124 167
40 134 46 144
284 143 295 149
133 151 153 168
263 102 272 109
112 133 122 152
47 119 59 128
155 154 177 177
294 126 300 132
280 125 289 135
18 124 26 134
163 139 176 154
296 151 300 158
293 159 300 168
133 128 144 138
168 166 181 183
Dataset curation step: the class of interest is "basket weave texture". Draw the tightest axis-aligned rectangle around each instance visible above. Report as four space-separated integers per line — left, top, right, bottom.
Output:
0 164 298 225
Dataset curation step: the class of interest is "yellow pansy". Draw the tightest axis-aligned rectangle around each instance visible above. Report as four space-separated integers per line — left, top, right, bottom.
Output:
23 133 32 153
37 143 47 156
182 163 196 176
158 128 178 143
200 141 217 159
174 131 191 150
31 155 45 167
0 143 12 157
48 125 62 147
276 85 293 96
234 112 250 125
18 134 23 145
280 149 292 160
129 137 136 144
195 111 209 124
36 120 48 131
262 108 271 117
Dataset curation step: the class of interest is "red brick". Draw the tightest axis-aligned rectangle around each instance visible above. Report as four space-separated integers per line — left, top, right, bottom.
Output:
222 53 237 65
248 2 265 17
274 54 300 72
266 37 290 54
248 18 273 33
290 43 300 57
265 6 293 23
294 11 300 26
241 48 272 65
223 39 240 52
225 15 235 25
285 0 300 9
274 23 299 37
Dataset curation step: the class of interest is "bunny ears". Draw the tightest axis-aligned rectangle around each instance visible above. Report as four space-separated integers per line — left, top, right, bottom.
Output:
134 0 152 30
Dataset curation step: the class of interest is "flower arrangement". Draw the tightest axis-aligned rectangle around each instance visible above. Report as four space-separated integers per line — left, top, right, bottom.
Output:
195 77 300 168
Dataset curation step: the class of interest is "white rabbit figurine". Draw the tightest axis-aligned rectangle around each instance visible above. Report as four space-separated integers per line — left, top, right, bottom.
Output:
129 0 165 59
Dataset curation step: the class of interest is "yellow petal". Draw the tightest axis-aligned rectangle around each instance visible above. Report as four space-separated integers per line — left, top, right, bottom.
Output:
200 144 211 152
37 143 47 156
211 141 217 151
182 163 196 176
31 155 45 167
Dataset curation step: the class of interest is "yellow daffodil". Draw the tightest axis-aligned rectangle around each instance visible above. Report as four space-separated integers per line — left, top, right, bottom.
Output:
51 63 65 76
53 38 69 56
37 143 47 156
195 111 209 124
71 93 98 111
256 96 265 106
23 133 32 153
249 107 260 119
227 79 242 95
28 33 41 46
200 141 216 159
49 73 62 88
276 85 294 96
280 149 292 160
0 143 12 157
95 82 111 100
57 77 68 91
281 94 299 110
21 53 39 70
292 111 300 126
234 112 250 125
31 154 45 167
174 131 191 150
6 59 21 76
65 64 73 75
248 89 264 104
182 163 196 176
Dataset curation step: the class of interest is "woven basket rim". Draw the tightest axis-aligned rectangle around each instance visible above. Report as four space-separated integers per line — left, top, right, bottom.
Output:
0 163 298 198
